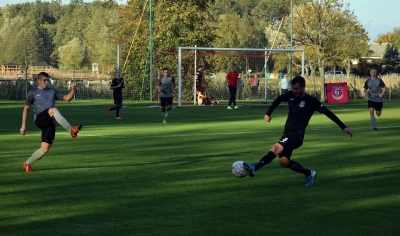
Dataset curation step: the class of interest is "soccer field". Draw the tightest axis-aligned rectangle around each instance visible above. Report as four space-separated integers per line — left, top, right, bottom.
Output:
1 100 400 236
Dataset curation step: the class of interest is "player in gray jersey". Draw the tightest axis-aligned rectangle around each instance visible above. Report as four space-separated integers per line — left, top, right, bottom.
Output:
157 68 175 123
364 68 386 131
20 72 82 172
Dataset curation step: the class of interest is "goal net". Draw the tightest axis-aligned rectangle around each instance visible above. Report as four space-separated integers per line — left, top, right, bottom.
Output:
177 47 305 107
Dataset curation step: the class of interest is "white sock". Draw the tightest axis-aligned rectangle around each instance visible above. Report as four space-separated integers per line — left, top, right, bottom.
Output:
54 110 72 132
25 148 46 165
370 114 376 127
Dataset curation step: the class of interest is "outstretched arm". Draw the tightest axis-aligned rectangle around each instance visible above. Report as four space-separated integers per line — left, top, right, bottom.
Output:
264 95 284 122
322 109 353 137
63 82 77 101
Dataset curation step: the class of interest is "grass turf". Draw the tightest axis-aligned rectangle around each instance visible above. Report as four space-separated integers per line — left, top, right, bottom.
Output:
0 99 399 235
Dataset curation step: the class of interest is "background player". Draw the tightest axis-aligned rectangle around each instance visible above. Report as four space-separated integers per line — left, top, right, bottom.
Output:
157 68 175 123
107 69 125 120
364 68 386 131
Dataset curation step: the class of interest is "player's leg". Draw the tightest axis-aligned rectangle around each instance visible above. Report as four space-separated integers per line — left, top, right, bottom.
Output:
109 97 117 114
368 101 377 130
48 107 82 137
160 97 167 123
375 102 383 117
227 86 235 108
232 86 238 109
165 97 172 118
115 97 122 119
243 138 285 177
23 121 55 172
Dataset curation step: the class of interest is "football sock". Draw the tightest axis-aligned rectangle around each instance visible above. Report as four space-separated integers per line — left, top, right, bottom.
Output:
286 160 311 177
116 107 120 117
162 112 165 119
25 148 46 165
370 114 376 127
109 107 116 111
54 110 72 132
255 151 276 171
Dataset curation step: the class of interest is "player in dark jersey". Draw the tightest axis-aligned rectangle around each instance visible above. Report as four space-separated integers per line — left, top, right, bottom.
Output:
196 65 205 105
243 76 353 186
107 69 125 120
20 72 82 172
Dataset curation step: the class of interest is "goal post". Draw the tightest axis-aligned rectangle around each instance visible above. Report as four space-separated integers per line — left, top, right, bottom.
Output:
177 47 305 107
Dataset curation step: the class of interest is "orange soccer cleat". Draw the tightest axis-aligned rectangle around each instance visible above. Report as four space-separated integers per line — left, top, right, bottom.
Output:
23 162 32 172
71 125 82 138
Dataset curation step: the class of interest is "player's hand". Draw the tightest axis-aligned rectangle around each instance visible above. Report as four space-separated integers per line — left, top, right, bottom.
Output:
343 128 353 137
264 114 271 122
20 127 26 135
71 82 77 91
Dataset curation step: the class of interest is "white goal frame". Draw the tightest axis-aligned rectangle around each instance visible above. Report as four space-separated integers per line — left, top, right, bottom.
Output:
177 47 305 107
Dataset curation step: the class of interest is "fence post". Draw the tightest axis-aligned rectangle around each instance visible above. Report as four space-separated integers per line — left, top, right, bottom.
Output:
389 74 392 100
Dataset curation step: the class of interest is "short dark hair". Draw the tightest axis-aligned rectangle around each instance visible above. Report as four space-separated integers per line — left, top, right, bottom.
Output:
198 65 203 69
38 72 50 80
163 68 169 71
291 75 305 87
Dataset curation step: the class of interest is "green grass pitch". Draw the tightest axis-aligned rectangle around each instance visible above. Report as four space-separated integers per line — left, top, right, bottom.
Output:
1 99 400 235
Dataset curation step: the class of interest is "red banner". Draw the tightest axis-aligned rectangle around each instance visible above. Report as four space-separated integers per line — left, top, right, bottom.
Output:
324 82 348 103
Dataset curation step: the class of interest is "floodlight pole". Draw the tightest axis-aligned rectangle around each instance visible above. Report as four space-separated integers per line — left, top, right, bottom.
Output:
149 0 153 102
290 0 293 79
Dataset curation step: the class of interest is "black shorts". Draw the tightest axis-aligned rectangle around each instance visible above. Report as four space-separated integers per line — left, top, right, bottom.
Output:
160 97 173 107
35 109 56 144
114 96 123 106
277 134 303 159
368 101 383 111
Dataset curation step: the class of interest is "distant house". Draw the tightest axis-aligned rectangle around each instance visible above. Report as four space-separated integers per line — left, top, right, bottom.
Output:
364 42 391 63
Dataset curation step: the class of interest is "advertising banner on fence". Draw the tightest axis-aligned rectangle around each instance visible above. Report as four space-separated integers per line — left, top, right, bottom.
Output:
324 82 348 103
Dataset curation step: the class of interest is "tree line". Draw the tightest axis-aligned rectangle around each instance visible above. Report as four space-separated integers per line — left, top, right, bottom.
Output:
1 0 398 100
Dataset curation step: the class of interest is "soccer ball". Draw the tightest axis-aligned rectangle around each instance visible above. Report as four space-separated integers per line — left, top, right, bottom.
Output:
231 161 248 178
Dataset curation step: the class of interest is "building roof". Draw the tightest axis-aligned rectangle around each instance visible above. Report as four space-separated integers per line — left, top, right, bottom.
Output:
3 62 20 66
368 42 391 59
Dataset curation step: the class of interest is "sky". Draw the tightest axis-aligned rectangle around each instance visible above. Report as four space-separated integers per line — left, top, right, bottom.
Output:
0 0 398 43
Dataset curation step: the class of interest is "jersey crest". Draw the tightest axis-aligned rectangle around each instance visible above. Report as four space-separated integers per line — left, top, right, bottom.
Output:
299 101 305 107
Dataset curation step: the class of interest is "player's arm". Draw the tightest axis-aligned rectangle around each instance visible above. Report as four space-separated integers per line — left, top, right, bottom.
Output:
63 82 77 101
264 95 284 122
379 79 386 97
320 107 353 137
363 80 369 96
20 105 30 135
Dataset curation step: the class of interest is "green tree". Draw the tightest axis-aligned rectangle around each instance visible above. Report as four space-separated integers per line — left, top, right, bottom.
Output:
58 37 85 70
287 0 368 101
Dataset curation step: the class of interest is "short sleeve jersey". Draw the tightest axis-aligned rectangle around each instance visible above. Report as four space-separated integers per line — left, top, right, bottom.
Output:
196 70 204 87
280 91 328 138
25 88 65 121
111 77 125 97
364 78 385 102
226 71 240 87
157 76 175 98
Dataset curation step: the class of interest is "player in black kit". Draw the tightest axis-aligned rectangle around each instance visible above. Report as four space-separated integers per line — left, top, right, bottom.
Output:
243 76 353 186
107 69 125 120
